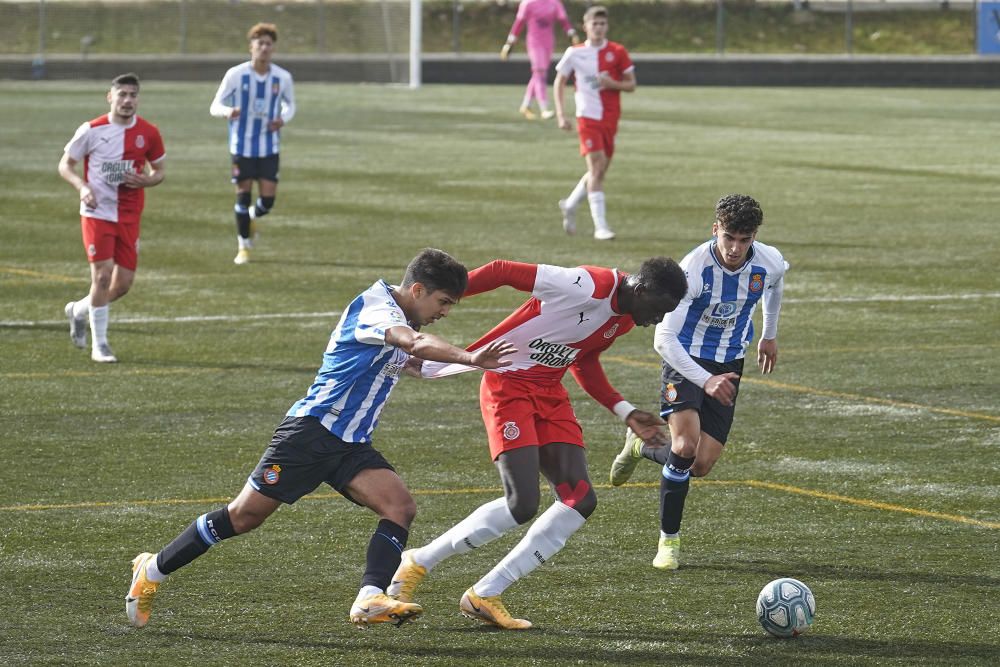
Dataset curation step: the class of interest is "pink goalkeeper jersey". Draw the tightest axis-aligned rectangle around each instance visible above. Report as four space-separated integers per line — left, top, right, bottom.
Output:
508 0 574 52
422 260 636 413
555 40 634 121
64 114 166 224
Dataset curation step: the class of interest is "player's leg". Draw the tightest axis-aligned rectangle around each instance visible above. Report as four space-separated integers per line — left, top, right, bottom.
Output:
654 409 700 570
456 446 544 630
251 177 277 223
126 417 329 628
586 149 615 240
233 163 254 264
532 48 554 118
87 258 117 362
391 446 537 602
126 483 279 628
342 467 424 627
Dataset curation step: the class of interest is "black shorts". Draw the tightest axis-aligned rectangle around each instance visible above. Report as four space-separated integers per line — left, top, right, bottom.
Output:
231 154 280 184
248 416 394 505
659 357 744 445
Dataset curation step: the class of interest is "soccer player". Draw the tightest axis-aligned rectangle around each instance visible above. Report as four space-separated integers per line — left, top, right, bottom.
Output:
500 0 578 120
552 6 635 241
387 257 686 629
125 249 516 629
608 194 789 570
210 22 295 265
58 73 166 364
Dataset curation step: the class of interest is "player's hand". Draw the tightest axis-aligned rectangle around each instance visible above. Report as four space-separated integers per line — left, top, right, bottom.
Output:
556 115 572 131
470 339 517 370
625 410 669 447
757 338 778 374
267 118 284 132
228 108 241 120
597 72 615 89
122 171 150 189
569 30 581 45
78 184 96 209
500 43 512 61
704 372 740 407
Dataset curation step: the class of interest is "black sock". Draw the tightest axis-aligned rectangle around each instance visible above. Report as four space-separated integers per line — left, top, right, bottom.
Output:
641 444 670 465
360 519 408 591
235 192 252 238
659 452 695 535
157 507 236 575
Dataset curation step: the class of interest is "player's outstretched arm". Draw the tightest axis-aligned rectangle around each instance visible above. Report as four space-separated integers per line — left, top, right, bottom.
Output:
386 326 516 371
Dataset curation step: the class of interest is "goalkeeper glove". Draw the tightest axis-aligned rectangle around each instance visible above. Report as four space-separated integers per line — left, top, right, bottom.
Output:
500 43 512 61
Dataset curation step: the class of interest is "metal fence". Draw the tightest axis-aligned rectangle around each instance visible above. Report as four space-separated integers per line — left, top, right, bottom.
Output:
0 0 982 57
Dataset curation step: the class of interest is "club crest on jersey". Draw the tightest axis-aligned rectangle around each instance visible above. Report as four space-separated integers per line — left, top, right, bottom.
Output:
135 135 145 149
603 323 620 339
664 383 679 403
605 51 615 62
272 81 280 95
502 421 520 441
263 465 281 485
749 274 763 293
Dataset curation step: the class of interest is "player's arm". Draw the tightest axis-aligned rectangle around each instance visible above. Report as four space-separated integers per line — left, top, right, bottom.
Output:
570 348 668 446
553 70 572 131
270 75 296 131
209 71 240 120
653 310 739 407
58 152 96 209
757 265 786 374
464 260 538 297
385 326 515 371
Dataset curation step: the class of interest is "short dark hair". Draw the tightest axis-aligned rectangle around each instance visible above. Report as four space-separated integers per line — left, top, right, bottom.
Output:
402 248 468 297
111 73 140 90
248 22 278 42
716 193 764 235
584 5 608 21
635 257 687 303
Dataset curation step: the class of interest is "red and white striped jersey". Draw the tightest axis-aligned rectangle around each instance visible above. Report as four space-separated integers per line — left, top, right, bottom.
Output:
64 114 166 224
555 40 634 121
422 260 636 413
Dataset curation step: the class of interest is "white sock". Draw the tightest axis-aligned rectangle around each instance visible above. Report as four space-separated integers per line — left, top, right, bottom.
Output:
588 191 608 231
89 304 110 348
473 501 586 598
72 296 91 319
566 174 589 210
238 235 252 250
355 584 383 602
145 555 167 583
413 497 519 571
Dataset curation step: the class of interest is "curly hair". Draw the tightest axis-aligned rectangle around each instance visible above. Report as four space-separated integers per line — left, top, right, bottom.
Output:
715 194 763 235
635 256 687 303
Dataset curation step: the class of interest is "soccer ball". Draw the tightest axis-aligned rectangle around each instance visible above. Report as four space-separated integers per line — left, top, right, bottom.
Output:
756 577 815 638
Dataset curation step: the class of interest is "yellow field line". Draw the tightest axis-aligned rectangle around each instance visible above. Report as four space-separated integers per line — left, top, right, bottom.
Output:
3 480 995 529
604 355 1000 423
0 266 80 284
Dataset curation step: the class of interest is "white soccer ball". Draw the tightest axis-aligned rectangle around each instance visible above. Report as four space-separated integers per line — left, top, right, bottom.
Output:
756 577 815 638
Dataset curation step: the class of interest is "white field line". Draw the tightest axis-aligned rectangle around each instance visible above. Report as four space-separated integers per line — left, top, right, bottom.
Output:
2 292 998 328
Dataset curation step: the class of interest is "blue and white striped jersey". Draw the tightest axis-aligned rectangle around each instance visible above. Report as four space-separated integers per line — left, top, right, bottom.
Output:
209 61 295 158
287 280 412 444
655 238 787 384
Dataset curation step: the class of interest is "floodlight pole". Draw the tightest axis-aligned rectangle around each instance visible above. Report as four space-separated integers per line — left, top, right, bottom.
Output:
410 0 422 88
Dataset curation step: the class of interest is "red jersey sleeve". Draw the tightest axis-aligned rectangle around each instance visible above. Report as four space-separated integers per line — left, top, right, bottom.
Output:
465 260 538 297
568 343 624 413
619 44 634 73
147 125 166 163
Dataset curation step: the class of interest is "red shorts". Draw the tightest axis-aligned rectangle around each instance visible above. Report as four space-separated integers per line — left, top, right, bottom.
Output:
480 372 584 461
577 116 619 158
81 216 140 271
